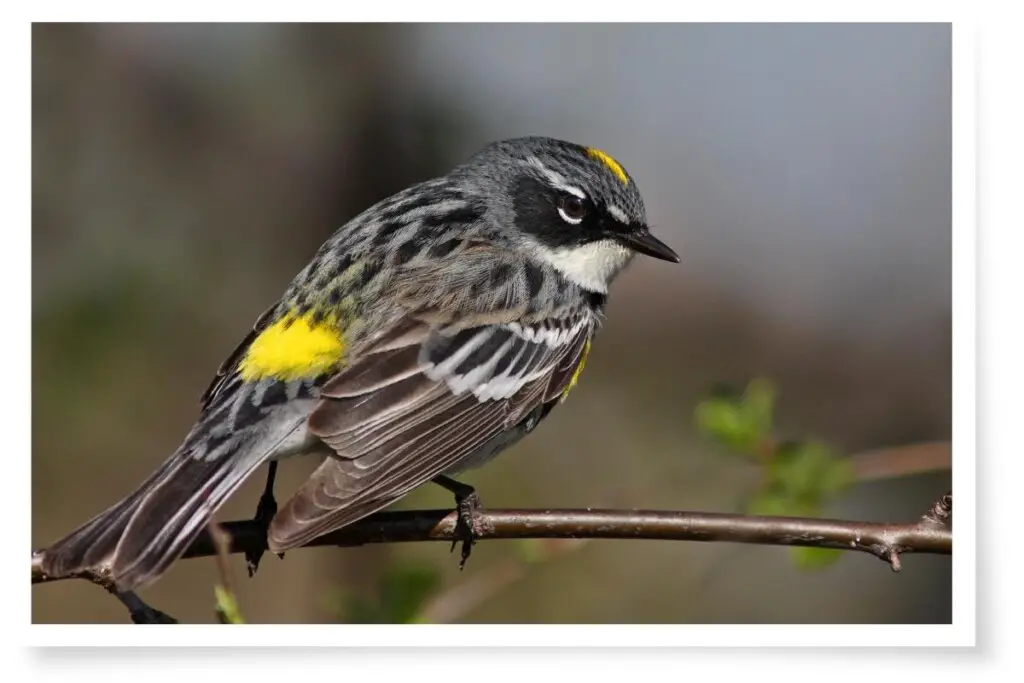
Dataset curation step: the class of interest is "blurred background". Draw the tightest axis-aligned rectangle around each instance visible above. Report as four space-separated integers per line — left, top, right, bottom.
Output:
31 23 951 624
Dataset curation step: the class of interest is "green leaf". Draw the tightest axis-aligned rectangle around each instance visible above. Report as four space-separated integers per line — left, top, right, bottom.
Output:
695 378 779 457
767 440 836 501
742 378 777 436
819 458 855 496
214 585 245 624
744 489 819 518
694 397 759 455
745 490 793 517
790 546 844 570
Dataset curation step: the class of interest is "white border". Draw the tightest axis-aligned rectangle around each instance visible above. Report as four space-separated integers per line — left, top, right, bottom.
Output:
26 623 971 648
10 3 977 659
949 16 976 642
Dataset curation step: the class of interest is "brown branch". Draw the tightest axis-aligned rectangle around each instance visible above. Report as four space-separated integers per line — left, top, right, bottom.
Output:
48 567 178 624
921 491 953 528
32 501 952 590
847 441 951 482
885 490 953 572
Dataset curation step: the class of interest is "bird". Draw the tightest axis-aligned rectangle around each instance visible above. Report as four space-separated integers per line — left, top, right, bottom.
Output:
39 136 680 591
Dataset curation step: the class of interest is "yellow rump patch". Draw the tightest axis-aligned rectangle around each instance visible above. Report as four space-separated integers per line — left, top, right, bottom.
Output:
586 148 629 186
561 340 592 401
239 312 345 382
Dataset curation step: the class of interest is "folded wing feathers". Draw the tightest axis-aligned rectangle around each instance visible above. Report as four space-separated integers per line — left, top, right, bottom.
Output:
268 313 591 551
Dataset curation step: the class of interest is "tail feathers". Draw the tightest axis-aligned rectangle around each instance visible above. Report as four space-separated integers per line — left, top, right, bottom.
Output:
109 454 253 589
39 456 181 581
40 448 266 591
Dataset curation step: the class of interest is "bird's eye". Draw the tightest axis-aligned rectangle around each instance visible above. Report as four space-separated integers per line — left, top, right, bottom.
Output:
557 195 588 225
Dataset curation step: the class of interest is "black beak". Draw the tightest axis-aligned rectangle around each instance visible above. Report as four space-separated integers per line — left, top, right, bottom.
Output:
616 228 680 263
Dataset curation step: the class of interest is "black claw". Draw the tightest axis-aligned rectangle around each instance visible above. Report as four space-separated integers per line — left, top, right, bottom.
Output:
456 490 484 569
433 475 483 570
246 462 278 577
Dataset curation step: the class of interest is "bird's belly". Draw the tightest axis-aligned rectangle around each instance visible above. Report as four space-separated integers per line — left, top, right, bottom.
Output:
260 399 331 462
268 422 330 461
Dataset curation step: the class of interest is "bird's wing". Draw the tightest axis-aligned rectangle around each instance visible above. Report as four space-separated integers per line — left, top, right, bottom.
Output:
267 259 592 551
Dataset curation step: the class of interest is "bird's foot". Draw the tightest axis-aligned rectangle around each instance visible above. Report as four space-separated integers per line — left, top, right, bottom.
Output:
433 475 485 570
245 463 279 577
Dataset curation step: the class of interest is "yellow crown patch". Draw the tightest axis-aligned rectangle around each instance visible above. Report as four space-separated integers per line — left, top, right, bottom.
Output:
586 148 629 186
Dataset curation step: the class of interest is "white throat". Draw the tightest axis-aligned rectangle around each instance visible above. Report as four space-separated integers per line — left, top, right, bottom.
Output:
534 240 633 293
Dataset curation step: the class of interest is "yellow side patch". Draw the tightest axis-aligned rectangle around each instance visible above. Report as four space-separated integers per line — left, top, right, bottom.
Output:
561 340 592 401
586 148 629 185
239 312 345 382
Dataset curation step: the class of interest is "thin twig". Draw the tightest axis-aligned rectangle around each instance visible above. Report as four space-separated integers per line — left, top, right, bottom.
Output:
847 441 951 482
208 522 235 596
32 503 952 589
208 521 245 624
28 553 179 624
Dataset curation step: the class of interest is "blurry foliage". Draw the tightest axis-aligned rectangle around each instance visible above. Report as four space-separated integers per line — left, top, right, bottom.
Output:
330 538 587 624
214 584 245 625
695 378 776 455
33 269 166 381
695 378 855 569
334 563 442 624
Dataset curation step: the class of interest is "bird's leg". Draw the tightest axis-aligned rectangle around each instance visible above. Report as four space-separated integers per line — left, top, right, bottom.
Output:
245 461 279 577
432 474 483 570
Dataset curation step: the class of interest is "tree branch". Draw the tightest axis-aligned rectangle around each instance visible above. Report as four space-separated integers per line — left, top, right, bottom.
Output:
847 441 952 482
32 501 952 590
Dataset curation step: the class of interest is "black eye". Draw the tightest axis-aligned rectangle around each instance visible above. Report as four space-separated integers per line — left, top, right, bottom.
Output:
557 194 588 224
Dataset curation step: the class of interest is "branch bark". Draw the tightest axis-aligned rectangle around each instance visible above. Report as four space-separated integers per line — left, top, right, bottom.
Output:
32 502 952 588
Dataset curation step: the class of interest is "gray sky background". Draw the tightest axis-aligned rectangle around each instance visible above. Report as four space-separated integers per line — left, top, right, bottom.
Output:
407 23 950 341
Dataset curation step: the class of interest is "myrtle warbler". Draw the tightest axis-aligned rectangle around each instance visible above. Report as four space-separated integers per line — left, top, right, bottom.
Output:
40 136 679 590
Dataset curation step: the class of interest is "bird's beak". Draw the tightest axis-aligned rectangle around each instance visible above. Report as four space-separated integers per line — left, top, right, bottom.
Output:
616 228 680 263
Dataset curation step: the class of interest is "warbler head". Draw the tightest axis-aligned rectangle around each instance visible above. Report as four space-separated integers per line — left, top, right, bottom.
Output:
453 136 680 293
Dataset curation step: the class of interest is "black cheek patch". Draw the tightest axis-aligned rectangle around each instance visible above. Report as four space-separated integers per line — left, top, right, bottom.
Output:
512 177 581 249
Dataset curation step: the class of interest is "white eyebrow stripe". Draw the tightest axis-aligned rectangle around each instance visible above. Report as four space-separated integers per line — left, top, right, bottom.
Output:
608 205 628 223
526 156 587 198
550 180 586 198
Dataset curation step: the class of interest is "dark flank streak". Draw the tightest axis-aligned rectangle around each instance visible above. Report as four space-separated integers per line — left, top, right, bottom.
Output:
584 291 607 314
372 220 406 248
489 262 513 287
429 238 461 258
394 239 422 264
422 204 484 228
383 191 449 221
262 381 289 407
523 262 545 298
357 260 381 289
232 394 265 431
329 254 353 280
